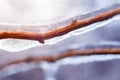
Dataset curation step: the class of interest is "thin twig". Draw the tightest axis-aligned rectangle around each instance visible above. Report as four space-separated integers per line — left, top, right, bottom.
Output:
3 48 120 68
0 7 120 43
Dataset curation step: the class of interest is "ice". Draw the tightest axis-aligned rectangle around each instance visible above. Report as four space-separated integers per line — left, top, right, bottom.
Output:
0 0 119 51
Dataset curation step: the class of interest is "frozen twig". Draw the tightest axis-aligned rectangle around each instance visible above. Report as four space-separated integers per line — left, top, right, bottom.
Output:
3 48 120 68
0 7 120 43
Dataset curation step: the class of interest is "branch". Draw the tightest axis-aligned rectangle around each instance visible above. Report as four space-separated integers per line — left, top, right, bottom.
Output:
3 48 120 68
0 7 120 43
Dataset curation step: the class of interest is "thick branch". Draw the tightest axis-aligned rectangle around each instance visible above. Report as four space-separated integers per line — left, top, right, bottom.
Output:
0 7 120 43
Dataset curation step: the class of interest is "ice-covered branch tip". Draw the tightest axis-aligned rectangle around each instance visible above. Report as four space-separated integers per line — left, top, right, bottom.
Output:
0 7 120 44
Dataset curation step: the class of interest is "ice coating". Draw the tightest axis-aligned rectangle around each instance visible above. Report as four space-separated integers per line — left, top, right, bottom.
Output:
0 2 119 51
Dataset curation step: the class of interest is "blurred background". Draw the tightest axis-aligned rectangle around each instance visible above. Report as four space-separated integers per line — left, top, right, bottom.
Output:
0 0 118 24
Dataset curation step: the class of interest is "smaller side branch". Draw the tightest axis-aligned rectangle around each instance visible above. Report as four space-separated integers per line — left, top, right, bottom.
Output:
3 48 120 68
